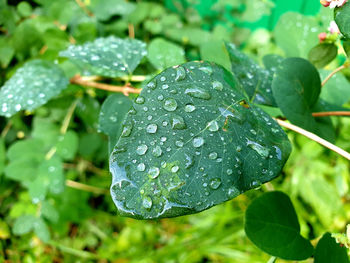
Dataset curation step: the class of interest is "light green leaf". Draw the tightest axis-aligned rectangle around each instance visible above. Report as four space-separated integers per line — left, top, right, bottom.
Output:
320 69 350 106
41 201 59 223
200 40 231 72
13 215 37 235
59 36 147 77
335 2 350 39
90 0 135 21
34 217 51 242
0 60 69 117
56 131 79 161
110 61 291 219
147 38 185 70
245 191 314 260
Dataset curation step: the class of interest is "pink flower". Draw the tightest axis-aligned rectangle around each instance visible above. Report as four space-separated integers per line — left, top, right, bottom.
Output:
318 32 327 42
328 21 340 34
322 0 347 9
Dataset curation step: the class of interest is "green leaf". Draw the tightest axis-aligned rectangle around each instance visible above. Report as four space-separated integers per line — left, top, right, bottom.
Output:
90 0 135 21
272 58 322 136
17 2 32 17
0 60 69 117
0 138 5 175
335 2 350 39
320 69 350 106
34 217 51 242
147 38 186 70
342 39 350 57
55 131 79 161
110 61 291 219
59 36 147 77
225 43 277 107
274 12 320 58
245 191 314 260
200 40 231 72
314 233 349 263
41 201 59 223
13 215 37 235
99 94 132 151
308 43 338 68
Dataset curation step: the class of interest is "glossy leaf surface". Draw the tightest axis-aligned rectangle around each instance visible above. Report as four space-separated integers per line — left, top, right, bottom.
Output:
110 62 291 219
245 191 314 260
60 36 147 77
0 60 68 117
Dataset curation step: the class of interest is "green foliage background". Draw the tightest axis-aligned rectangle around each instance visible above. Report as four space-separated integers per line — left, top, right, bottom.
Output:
0 0 350 262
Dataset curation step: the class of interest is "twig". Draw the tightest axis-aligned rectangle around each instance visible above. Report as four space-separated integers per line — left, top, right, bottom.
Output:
65 179 109 195
1 121 12 138
75 0 94 17
312 111 350 117
322 64 347 87
70 74 141 96
275 118 350 161
60 100 78 134
128 23 135 38
79 75 146 82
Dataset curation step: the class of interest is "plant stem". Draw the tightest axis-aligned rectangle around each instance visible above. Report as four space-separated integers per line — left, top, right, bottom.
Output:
275 119 350 161
70 74 141 96
1 121 12 138
79 75 146 82
75 0 94 16
65 179 109 195
60 99 78 134
312 111 350 117
128 23 135 38
50 240 100 259
321 64 347 86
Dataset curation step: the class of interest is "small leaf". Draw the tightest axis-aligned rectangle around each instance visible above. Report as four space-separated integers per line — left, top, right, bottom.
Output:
226 43 278 106
55 131 79 161
34 217 51 242
245 191 314 260
13 215 37 235
99 94 132 152
0 60 69 117
110 62 291 219
147 38 186 70
314 233 349 263
200 40 231 72
335 2 350 39
41 201 59 223
59 36 147 77
308 43 338 68
320 69 350 106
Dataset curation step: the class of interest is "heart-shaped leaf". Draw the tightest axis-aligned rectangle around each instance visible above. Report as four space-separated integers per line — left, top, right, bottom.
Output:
245 191 314 260
110 62 291 219
0 60 68 117
314 233 349 263
335 2 350 39
59 36 147 77
225 43 278 107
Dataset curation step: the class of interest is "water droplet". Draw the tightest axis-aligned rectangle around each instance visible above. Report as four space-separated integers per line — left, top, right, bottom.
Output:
163 98 178 111
160 76 166 82
136 144 148 155
162 84 169 89
193 137 204 148
250 129 257 135
227 187 240 198
207 120 219 132
236 146 242 152
149 167 160 179
121 124 132 137
185 87 211 100
152 146 162 157
273 146 282 160
175 66 186 81
171 115 186 130
212 81 223 91
247 140 269 159
171 166 179 173
250 180 261 189
209 178 221 189
135 96 145 104
161 161 167 168
146 124 157 134
227 169 233 175
185 154 194 169
160 137 167 142
142 196 153 210
137 163 146 171
15 104 21 111
199 66 213 75
147 81 156 90
184 104 196 112
209 152 218 159
157 95 164 101
175 140 184 147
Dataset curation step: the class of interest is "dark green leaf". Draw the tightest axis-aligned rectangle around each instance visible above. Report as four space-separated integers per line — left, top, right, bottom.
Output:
0 60 69 117
272 58 323 136
335 2 350 39
314 233 349 263
110 62 291 219
342 39 350 57
147 38 186 70
226 43 277 107
308 43 338 68
245 191 314 260
99 94 132 151
59 36 147 77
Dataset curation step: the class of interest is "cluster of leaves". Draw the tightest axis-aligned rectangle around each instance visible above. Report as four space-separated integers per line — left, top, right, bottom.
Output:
1 0 350 262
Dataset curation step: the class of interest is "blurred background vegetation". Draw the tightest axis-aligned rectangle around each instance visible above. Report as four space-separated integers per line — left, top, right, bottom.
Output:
1 0 350 262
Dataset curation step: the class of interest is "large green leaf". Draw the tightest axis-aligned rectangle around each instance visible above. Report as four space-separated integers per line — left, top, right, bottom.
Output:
335 2 350 39
90 0 135 21
314 233 349 263
272 58 323 136
147 38 186 70
320 69 350 106
245 191 314 260
225 43 278 107
110 61 291 219
59 36 147 77
0 60 68 117
99 94 132 151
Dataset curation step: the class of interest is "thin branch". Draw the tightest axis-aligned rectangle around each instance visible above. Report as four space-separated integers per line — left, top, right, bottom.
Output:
60 99 78 134
70 74 141 96
128 23 135 38
312 111 350 117
75 0 94 17
65 179 109 195
1 121 12 138
275 118 350 161
79 75 146 83
322 64 347 87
